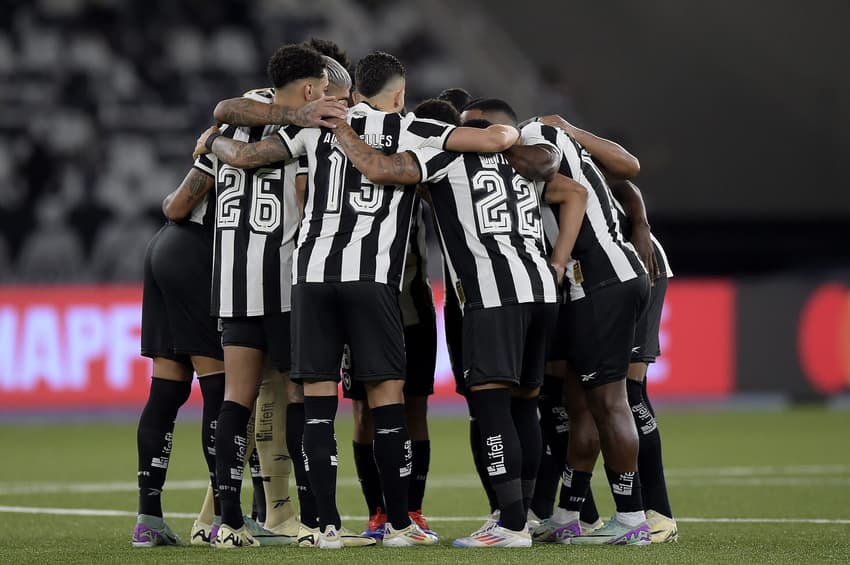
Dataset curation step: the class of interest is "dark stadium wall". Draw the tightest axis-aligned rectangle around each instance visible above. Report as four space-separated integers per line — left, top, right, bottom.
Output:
476 0 850 221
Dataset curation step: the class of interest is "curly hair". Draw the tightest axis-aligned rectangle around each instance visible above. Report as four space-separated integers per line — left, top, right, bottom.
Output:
303 37 351 70
267 44 326 89
355 51 405 98
437 88 473 113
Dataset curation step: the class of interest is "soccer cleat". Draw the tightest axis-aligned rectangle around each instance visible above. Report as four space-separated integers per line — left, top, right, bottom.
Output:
570 515 651 545
471 509 500 536
646 510 679 543
580 517 605 535
209 523 220 547
452 524 532 548
189 519 214 546
318 524 343 549
408 510 438 537
532 517 582 544
215 524 259 549
243 514 294 546
131 514 182 547
382 521 439 547
339 526 378 547
526 509 542 532
265 514 301 538
363 507 388 539
297 524 320 547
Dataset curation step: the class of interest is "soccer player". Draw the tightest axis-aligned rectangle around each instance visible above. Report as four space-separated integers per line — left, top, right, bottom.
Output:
196 51 521 548
522 118 652 545
325 99 590 547
197 44 345 550
131 159 225 548
608 178 678 542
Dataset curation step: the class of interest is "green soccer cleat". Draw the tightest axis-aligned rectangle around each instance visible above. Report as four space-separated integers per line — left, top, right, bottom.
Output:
570 515 651 545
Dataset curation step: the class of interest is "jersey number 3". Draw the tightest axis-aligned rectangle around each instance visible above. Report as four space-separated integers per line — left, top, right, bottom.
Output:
216 165 282 234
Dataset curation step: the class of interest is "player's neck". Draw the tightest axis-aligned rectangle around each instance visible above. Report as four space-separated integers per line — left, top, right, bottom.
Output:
273 89 304 110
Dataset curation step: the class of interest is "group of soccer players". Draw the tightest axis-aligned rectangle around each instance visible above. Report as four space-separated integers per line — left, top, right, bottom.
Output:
132 36 678 550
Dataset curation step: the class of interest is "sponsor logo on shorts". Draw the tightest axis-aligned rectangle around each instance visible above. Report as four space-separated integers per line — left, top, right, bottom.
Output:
580 371 598 382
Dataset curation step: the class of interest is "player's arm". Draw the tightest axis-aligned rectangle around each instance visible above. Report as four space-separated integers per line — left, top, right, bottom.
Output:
444 125 519 153
537 115 640 179
608 178 659 279
193 125 292 169
544 174 588 283
504 144 559 182
162 168 215 221
330 118 423 185
213 95 348 128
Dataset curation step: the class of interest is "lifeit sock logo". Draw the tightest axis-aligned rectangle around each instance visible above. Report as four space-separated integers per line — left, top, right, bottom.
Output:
611 471 635 496
485 434 507 476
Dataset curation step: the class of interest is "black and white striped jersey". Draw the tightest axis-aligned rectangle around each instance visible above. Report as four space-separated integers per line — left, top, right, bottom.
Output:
399 199 434 327
411 147 559 310
277 102 455 289
525 122 646 301
611 196 673 278
179 159 217 230
199 88 301 318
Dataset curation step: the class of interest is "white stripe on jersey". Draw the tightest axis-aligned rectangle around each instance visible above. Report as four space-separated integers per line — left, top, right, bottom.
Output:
525 236 559 302
651 233 673 277
493 234 535 303
583 189 639 283
219 230 236 316
374 189 405 285
245 231 266 314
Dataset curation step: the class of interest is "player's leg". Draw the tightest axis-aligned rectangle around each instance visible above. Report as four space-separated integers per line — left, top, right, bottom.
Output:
133 227 191 547
293 283 374 548
453 305 531 548
191 356 226 546
628 275 676 542
346 282 436 547
285 380 321 546
214 323 265 548
570 276 652 546
529 370 567 523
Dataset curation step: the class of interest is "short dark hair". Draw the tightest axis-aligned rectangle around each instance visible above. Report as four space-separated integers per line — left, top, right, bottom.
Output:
355 51 405 98
413 99 461 126
303 37 351 70
437 88 473 113
462 98 518 124
461 118 492 130
267 44 326 89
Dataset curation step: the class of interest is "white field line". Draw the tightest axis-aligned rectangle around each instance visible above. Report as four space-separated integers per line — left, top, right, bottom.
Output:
2 464 850 496
0 505 849 525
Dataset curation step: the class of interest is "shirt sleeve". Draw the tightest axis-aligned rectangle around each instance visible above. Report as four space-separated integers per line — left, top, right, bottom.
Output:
399 115 457 151
277 125 308 159
520 122 561 157
410 147 456 183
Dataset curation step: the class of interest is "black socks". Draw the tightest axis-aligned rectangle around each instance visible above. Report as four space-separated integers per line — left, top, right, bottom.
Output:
199 373 225 517
629 378 672 516
137 377 191 518
303 395 341 531
409 440 431 512
511 396 542 516
286 402 318 527
215 400 252 529
353 441 384 516
371 403 412 529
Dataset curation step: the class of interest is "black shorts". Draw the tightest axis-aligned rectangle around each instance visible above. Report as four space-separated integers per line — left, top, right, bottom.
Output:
632 275 669 363
291 282 405 384
443 282 465 394
220 312 292 372
550 275 650 389
343 320 438 400
461 302 559 391
140 222 222 364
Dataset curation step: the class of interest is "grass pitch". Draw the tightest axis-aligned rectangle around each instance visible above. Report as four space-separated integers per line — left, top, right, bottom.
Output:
1 408 849 564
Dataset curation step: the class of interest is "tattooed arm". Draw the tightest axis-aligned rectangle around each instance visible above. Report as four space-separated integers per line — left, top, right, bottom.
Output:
194 125 292 169
213 95 348 128
163 168 215 221
329 118 423 185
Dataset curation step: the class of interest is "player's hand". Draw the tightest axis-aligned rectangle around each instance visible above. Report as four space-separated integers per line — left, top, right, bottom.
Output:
551 262 566 285
630 223 660 282
193 125 221 160
293 96 348 128
539 114 576 135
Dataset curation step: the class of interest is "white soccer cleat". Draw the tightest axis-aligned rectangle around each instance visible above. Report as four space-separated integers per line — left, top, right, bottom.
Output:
452 524 532 548
646 510 679 543
215 524 259 549
318 524 343 549
382 521 439 547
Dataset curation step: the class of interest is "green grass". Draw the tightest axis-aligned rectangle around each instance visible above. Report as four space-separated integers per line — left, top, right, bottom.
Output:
1 409 849 563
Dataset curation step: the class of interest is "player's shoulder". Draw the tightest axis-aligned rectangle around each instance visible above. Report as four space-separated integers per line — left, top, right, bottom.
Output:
242 87 275 103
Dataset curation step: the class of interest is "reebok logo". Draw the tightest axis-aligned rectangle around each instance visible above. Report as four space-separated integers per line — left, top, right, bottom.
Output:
306 419 333 425
580 371 597 382
376 427 403 435
463 369 470 380
632 346 641 354
272 497 291 508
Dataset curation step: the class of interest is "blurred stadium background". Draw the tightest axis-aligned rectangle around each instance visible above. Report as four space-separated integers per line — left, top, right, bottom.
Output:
0 0 847 413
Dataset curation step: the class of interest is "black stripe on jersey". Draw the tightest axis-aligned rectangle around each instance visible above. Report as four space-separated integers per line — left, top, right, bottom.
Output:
423 151 457 179
296 127 332 281
556 133 582 180
322 116 370 280
406 120 449 142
